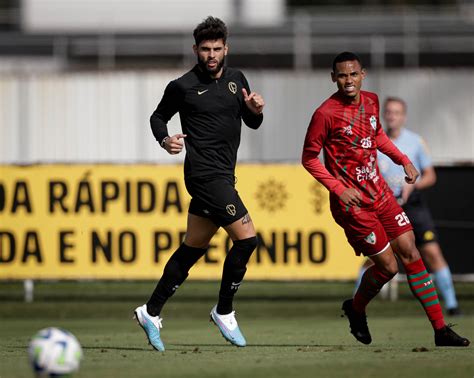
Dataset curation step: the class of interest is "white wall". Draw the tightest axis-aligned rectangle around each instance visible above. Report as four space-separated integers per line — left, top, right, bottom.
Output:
0 69 473 165
243 69 474 165
21 0 285 32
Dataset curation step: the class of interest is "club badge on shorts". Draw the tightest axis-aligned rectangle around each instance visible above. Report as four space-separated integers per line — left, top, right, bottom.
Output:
228 82 237 94
364 232 377 245
226 204 236 216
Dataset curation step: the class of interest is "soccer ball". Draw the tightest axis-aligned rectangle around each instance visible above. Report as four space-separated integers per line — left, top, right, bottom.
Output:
28 327 83 376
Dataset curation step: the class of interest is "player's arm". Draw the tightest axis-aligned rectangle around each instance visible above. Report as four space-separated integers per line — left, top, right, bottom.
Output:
414 138 436 190
241 74 264 129
302 110 362 206
375 125 419 184
400 138 436 202
150 81 186 154
415 166 436 190
400 165 436 204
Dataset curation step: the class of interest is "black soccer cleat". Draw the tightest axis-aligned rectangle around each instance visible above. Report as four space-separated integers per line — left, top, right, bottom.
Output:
341 299 372 345
435 325 470 347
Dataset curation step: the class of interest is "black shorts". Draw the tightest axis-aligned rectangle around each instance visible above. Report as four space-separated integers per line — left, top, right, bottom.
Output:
403 192 438 246
185 175 248 227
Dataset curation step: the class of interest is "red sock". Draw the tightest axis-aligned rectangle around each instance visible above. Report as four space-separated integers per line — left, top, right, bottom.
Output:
405 258 445 330
353 265 393 313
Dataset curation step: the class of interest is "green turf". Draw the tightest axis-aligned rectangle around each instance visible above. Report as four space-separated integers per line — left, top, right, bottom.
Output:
0 281 473 378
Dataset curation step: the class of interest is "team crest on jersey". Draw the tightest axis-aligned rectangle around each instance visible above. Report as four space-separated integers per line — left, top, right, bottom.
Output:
226 204 236 216
228 82 237 94
369 115 377 130
364 232 377 245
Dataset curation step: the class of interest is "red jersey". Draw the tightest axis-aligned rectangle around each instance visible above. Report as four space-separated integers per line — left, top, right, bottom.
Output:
302 90 411 209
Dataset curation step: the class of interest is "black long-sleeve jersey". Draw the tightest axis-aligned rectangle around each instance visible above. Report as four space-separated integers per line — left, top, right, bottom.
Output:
150 65 263 179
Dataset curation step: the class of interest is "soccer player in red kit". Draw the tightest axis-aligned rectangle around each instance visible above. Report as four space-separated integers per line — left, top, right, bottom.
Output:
302 51 469 347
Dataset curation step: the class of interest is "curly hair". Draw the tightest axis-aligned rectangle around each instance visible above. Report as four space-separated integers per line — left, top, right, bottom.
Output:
193 16 228 46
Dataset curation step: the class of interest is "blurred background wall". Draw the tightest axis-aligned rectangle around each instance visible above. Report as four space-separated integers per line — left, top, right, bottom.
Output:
0 0 473 277
0 0 472 165
0 70 473 164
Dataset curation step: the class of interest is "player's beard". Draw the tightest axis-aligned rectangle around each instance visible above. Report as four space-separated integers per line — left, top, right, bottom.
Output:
197 55 225 76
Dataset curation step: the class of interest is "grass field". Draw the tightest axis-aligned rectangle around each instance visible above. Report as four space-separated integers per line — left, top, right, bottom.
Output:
1 281 473 378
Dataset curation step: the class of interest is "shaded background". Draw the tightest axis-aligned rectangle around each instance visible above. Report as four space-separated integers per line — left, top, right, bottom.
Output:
0 3 473 378
0 0 473 274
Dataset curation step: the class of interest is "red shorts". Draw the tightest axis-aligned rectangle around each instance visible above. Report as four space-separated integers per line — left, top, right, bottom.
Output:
331 195 413 256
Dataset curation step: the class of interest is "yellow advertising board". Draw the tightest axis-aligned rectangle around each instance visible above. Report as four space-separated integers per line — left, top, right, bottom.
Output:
0 164 360 280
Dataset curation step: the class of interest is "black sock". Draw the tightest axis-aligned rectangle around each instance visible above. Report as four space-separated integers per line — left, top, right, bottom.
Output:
147 243 207 317
217 236 257 315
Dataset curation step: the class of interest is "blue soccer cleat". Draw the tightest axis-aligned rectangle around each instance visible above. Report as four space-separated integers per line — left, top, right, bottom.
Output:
134 304 165 352
210 305 246 347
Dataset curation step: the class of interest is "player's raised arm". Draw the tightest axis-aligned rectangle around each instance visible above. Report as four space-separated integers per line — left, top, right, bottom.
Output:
241 74 264 129
242 88 264 115
302 110 348 198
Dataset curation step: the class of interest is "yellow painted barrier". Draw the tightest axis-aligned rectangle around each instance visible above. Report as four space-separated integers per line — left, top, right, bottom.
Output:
0 164 360 280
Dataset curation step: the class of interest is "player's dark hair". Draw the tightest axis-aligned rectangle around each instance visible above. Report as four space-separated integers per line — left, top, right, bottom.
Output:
384 97 407 113
193 16 228 46
332 52 363 72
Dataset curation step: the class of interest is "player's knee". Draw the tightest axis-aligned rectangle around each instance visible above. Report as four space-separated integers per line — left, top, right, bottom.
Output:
163 244 207 283
421 242 442 260
399 246 421 265
225 236 258 268
238 235 258 251
396 234 421 264
375 256 399 277
172 243 207 271
383 262 399 278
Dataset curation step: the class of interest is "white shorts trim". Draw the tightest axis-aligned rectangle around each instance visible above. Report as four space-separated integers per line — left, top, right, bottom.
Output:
370 242 390 257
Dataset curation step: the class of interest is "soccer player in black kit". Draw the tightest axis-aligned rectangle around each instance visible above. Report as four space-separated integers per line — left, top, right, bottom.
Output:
134 16 264 351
